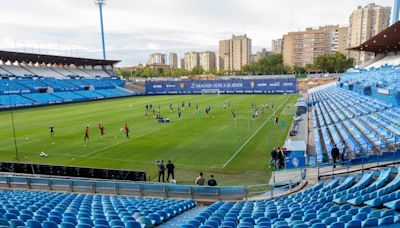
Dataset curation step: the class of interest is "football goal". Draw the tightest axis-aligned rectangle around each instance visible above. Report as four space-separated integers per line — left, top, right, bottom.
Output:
201 89 220 95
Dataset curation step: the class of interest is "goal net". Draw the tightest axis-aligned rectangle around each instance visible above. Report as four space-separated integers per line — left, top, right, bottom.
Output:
201 89 220 95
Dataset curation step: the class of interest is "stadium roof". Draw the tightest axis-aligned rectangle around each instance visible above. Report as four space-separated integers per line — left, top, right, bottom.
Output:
0 50 120 66
348 21 400 54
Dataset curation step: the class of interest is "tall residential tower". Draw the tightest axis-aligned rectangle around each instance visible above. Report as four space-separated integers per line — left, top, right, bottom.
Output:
347 3 391 65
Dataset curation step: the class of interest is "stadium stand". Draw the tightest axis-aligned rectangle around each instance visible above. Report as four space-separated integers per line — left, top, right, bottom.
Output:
0 50 133 108
0 190 196 228
367 54 400 69
310 86 400 163
341 21 400 106
0 65 33 77
176 168 400 228
22 66 65 79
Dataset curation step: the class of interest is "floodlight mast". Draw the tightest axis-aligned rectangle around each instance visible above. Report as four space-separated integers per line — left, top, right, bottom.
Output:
6 84 19 161
95 0 106 60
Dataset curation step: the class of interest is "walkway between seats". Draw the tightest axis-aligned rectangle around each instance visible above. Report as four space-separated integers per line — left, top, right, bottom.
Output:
158 205 207 227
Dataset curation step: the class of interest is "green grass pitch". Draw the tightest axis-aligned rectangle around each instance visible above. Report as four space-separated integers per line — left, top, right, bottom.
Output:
0 94 298 186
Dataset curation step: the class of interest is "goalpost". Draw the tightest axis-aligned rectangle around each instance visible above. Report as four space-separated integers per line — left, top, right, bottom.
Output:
201 89 220 95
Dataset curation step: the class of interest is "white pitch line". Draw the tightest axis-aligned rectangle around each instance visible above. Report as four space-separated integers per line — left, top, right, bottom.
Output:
221 96 292 169
81 142 123 157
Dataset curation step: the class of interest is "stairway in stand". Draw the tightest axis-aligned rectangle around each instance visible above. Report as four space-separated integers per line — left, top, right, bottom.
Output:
158 205 208 227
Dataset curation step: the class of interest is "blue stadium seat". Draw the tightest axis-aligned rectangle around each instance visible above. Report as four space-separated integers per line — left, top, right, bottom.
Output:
362 218 378 227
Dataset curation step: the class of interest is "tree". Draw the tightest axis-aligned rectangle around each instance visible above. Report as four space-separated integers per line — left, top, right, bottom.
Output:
314 52 354 73
191 66 204 75
254 54 288 75
242 64 251 75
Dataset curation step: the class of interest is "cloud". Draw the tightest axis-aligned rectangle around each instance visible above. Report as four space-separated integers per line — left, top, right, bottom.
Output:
0 0 394 66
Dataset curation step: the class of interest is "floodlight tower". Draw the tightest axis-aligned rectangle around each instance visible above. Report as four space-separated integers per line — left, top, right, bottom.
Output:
393 0 400 24
95 0 107 60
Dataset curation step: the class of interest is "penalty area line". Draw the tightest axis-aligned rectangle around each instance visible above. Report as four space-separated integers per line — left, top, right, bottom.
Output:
220 96 292 169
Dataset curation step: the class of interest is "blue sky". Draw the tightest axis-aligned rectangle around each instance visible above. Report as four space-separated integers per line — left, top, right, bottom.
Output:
0 0 394 66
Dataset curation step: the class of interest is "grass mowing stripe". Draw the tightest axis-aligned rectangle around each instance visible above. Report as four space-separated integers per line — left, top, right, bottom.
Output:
220 96 292 169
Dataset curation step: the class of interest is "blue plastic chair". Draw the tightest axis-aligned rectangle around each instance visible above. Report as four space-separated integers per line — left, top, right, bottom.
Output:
204 220 219 228
311 223 327 228
25 219 41 228
354 212 368 221
5 213 18 220
322 217 337 225
126 220 142 228
10 219 25 228
293 224 307 228
180 225 196 228
148 213 162 225
362 218 378 227
188 220 202 227
60 222 76 228
137 216 153 228
379 216 394 225
33 215 47 223
77 224 92 228
94 219 109 226
42 221 58 228
345 219 361 228
329 222 344 228
20 214 33 222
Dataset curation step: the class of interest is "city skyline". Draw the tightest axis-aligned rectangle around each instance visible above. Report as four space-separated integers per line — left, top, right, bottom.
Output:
0 0 394 66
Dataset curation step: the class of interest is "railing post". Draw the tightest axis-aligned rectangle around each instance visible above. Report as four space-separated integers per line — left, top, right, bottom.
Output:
190 187 194 200
115 183 119 195
217 188 221 201
92 182 96 194
244 186 248 201
273 171 276 184
289 180 292 192
271 185 274 199
361 157 365 173
140 184 144 197
69 181 73 192
27 178 31 190
164 185 169 198
318 166 320 181
6 177 10 189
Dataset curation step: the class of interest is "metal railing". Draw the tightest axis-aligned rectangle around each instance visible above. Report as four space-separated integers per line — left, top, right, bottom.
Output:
316 149 400 180
246 169 306 199
0 169 307 202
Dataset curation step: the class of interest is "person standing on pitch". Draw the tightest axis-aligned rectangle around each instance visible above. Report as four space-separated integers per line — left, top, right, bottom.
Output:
195 172 205 185
156 160 165 182
49 124 55 137
178 107 182 120
207 175 218 186
124 124 130 139
98 124 105 137
275 116 279 125
84 126 89 143
166 160 175 182
232 110 237 119
270 147 278 169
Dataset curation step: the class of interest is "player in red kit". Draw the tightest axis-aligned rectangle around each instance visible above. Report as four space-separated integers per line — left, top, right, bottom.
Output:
124 124 130 139
84 126 90 143
98 124 105 137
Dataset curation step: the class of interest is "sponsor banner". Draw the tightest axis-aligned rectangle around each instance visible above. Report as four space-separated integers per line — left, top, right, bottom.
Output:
377 88 390 95
145 79 297 94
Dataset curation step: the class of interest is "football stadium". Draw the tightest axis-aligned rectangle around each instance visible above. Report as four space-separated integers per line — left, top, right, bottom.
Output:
0 0 400 228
